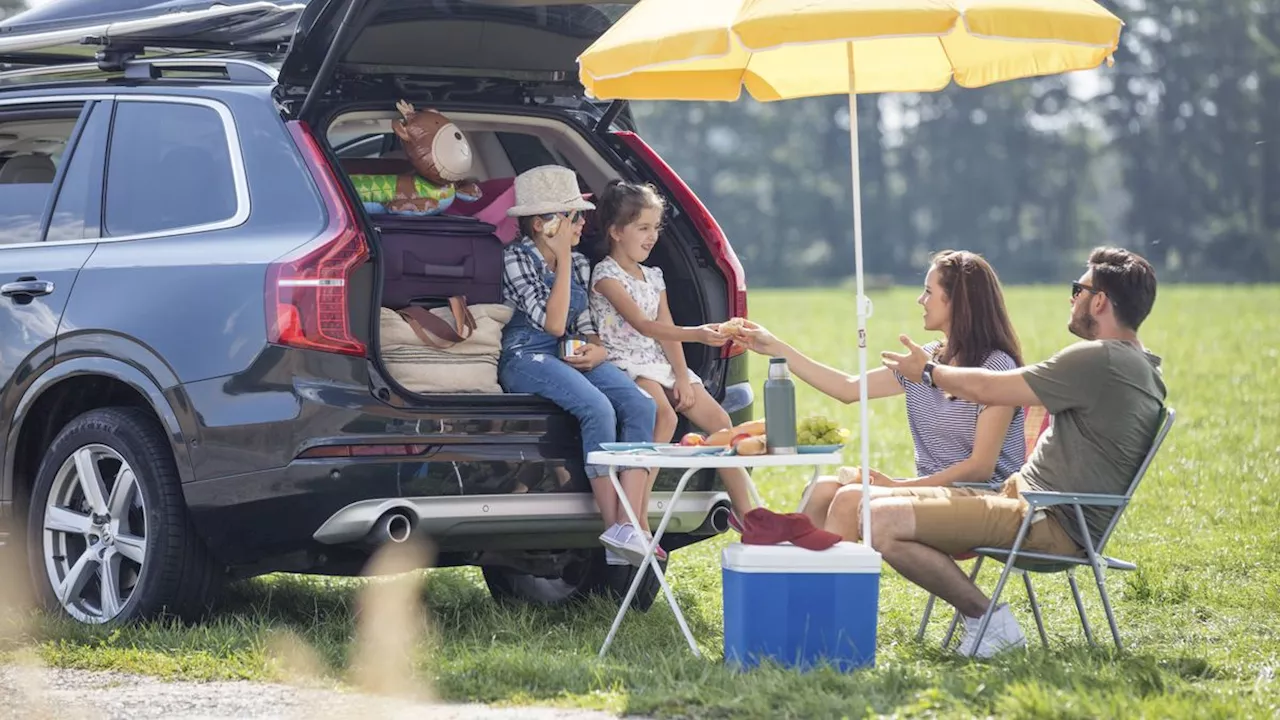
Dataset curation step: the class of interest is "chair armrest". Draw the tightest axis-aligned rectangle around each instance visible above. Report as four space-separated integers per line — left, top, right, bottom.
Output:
1022 491 1126 508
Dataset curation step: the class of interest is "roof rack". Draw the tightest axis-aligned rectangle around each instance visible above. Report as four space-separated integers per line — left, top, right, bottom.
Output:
0 55 279 86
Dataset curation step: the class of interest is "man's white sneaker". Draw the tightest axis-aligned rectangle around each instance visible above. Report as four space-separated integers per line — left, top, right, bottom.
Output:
604 549 629 566
956 604 1027 659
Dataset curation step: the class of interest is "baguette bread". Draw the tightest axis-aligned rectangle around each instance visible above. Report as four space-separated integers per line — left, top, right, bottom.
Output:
735 435 767 456
704 419 766 447
705 428 736 446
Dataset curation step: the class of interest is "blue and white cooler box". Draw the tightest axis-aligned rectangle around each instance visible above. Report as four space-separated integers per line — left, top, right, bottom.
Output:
722 542 881 671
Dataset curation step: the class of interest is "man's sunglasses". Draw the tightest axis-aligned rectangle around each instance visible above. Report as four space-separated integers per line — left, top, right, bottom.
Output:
1071 281 1098 300
541 210 582 224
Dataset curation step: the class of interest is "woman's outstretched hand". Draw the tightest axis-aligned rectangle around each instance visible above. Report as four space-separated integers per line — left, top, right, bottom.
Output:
729 320 783 356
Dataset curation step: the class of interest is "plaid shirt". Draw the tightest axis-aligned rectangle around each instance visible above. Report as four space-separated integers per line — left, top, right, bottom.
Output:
501 237 598 336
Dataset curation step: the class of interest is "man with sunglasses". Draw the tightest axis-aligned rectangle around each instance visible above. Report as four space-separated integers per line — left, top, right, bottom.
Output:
879 247 1166 658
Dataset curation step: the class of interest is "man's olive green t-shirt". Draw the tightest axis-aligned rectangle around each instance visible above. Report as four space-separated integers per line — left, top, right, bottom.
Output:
1018 340 1167 549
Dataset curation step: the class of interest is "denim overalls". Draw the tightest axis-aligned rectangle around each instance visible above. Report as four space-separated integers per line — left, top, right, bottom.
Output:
499 242 656 479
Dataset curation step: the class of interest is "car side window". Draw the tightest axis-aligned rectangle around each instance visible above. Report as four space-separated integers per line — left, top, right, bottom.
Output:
0 103 84 246
104 100 237 238
46 101 111 243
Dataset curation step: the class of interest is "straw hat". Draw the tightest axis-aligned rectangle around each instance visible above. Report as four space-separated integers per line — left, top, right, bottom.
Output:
506 165 596 217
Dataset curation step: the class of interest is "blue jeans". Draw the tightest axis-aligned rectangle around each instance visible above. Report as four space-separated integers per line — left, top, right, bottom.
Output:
500 350 657 479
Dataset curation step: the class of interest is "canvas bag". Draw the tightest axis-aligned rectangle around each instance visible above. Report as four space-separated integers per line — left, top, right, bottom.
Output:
379 296 513 393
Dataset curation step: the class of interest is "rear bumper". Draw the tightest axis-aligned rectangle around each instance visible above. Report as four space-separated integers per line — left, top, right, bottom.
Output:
183 457 729 570
312 491 728 545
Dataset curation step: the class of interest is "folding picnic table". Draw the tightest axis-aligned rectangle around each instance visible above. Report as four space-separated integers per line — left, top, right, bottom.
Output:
588 448 843 658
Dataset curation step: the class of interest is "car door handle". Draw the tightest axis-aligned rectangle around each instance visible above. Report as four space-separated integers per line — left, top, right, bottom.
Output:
1 279 54 298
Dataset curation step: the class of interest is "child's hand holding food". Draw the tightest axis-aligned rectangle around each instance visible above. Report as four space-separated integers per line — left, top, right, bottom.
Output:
694 324 729 347
718 318 781 356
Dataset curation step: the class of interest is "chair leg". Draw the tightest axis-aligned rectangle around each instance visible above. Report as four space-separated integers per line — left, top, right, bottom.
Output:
1022 572 1049 648
942 556 984 648
965 512 1037 658
917 593 938 642
1066 569 1096 646
1073 506 1123 652
1092 563 1123 651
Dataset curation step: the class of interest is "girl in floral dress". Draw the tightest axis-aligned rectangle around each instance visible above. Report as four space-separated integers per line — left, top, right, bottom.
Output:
589 180 756 527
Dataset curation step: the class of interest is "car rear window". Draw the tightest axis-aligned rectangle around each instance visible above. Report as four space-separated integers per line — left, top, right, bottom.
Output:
104 100 237 238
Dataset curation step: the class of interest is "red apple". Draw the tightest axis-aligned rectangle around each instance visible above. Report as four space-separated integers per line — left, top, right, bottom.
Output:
680 433 706 447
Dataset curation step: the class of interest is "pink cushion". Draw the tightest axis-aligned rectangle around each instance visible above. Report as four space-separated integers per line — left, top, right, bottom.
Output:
445 177 519 244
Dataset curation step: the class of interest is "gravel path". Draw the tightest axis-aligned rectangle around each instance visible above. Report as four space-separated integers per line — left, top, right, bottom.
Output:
0 665 633 720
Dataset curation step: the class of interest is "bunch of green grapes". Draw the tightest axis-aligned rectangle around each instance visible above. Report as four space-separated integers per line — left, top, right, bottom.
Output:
798 415 849 445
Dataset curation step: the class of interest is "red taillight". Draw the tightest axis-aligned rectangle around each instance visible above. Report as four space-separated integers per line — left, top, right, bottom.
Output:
612 131 748 358
268 121 370 357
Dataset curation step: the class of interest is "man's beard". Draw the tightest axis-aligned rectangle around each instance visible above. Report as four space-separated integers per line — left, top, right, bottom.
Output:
1068 308 1098 340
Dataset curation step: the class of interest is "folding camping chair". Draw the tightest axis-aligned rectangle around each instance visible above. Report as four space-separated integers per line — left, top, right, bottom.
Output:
917 407 1176 655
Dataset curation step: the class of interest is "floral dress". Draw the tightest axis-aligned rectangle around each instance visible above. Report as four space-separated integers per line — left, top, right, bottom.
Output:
589 256 702 389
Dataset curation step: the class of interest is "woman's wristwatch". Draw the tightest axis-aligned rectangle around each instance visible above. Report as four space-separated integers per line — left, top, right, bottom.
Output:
921 361 938 388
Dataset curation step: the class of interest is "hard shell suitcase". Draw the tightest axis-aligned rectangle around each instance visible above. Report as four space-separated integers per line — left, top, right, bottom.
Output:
376 214 505 309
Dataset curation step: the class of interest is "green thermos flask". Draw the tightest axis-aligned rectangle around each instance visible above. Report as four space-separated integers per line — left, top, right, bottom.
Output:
764 358 797 454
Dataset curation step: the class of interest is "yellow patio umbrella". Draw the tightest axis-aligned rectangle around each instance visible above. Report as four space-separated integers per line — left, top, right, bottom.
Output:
578 0 1123 547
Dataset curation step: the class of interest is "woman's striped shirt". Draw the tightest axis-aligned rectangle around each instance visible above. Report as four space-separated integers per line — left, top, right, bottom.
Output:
892 341 1026 484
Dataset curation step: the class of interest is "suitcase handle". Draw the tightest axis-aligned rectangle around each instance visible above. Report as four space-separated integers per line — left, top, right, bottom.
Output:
421 259 472 279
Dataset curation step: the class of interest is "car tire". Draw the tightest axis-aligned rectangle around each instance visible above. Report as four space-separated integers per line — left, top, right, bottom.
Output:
482 548 663 612
26 407 221 624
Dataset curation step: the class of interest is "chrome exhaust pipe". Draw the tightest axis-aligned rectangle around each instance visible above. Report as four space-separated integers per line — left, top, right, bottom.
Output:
368 511 413 545
707 504 731 534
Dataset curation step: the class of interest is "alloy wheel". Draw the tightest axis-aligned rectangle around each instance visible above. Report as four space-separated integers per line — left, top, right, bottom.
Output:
41 444 147 623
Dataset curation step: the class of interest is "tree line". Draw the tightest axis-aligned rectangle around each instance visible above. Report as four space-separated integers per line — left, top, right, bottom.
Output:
633 0 1278 286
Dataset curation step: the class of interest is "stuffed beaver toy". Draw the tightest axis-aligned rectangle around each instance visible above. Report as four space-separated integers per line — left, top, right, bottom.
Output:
352 101 483 216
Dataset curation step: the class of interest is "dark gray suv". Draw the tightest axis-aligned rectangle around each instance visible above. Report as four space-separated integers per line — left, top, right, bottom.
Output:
0 0 753 625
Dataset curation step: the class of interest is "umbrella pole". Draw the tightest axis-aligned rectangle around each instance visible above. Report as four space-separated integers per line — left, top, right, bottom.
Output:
846 47 872 550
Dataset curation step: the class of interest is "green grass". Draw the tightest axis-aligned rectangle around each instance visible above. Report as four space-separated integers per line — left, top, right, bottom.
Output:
5 286 1280 718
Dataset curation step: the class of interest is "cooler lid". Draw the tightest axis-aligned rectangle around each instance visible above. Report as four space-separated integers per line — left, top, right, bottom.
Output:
722 542 882 574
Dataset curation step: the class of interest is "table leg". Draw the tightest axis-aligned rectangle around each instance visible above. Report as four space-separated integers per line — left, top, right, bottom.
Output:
790 466 823 512
598 465 702 659
746 473 765 510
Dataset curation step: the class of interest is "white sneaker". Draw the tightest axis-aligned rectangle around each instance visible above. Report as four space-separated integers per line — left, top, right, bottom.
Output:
599 524 626 564
600 523 648 567
956 604 1027 659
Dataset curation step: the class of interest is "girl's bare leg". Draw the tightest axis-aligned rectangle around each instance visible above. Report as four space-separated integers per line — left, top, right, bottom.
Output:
617 467 653 534
634 378 677 534
638 378 679 444
589 475 620 528
680 382 755 517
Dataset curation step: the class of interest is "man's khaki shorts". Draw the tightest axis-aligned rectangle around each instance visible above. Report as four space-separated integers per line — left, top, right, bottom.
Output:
870 475 1083 558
